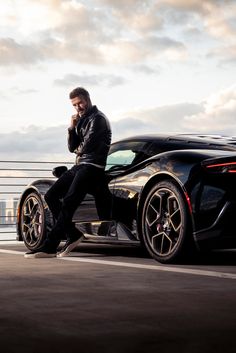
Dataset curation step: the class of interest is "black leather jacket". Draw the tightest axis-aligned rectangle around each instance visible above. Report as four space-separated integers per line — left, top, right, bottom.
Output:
68 105 112 167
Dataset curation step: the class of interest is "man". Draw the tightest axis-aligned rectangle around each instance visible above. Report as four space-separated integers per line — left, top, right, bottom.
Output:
25 87 112 258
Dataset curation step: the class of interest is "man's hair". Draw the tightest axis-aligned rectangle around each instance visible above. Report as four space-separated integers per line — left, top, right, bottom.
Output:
69 87 90 100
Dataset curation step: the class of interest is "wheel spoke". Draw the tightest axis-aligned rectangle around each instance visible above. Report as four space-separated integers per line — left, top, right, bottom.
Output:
25 228 34 245
27 199 34 214
29 229 35 244
22 222 30 230
167 196 181 232
152 231 174 255
146 194 162 227
169 210 181 232
33 224 39 236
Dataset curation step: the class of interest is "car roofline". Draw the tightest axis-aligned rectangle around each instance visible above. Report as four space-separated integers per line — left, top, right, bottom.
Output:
112 133 236 147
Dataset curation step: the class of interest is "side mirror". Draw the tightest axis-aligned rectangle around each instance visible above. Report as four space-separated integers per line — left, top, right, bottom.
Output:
52 166 68 178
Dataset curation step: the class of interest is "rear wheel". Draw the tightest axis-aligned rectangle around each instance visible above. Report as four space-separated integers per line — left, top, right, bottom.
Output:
141 181 193 263
20 192 54 250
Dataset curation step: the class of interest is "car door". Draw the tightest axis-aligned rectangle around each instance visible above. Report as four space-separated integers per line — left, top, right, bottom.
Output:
74 140 151 241
104 140 153 241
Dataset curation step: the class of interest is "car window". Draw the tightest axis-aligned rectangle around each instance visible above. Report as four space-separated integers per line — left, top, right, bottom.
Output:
105 141 148 171
106 149 136 171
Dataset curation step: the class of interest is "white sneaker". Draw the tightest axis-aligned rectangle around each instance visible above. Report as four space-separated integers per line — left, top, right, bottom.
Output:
57 236 84 257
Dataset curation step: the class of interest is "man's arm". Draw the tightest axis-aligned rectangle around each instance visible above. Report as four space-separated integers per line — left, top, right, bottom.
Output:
67 114 81 152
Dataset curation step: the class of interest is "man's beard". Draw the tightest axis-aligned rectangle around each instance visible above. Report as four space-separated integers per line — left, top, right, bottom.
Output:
78 108 86 117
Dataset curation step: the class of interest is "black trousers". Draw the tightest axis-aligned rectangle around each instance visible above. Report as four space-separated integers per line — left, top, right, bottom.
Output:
44 164 112 246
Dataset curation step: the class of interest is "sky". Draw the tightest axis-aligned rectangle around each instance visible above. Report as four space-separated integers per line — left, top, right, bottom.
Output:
0 0 236 161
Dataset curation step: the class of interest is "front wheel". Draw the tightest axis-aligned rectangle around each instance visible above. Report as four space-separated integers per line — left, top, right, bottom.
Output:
141 181 193 263
20 191 54 250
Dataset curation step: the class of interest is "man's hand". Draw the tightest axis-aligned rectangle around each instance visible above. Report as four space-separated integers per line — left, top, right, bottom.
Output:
70 114 79 129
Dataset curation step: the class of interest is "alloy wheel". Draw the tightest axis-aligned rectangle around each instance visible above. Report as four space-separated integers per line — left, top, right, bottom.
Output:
145 187 182 256
21 193 45 248
141 181 190 263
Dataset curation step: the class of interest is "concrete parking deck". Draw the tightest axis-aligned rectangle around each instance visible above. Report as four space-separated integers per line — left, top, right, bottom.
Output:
0 241 236 353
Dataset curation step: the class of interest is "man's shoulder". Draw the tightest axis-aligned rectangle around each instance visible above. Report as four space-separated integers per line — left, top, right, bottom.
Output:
90 106 108 120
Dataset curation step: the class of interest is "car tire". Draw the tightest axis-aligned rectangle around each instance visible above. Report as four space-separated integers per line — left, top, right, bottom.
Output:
141 180 193 263
20 191 54 250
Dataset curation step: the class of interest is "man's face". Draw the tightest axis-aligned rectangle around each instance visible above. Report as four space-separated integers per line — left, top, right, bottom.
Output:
71 95 89 117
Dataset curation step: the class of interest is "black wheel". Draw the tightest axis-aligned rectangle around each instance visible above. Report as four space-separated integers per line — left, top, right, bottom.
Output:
141 181 193 263
20 191 54 250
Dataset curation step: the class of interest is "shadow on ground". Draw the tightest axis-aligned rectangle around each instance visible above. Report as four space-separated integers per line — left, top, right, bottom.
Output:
68 242 236 266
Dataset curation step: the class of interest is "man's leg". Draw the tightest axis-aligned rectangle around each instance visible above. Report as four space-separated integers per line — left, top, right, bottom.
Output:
51 165 98 256
93 173 113 236
44 168 76 220
94 176 112 220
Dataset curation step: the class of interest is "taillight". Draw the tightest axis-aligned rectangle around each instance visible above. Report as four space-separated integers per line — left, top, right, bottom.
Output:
205 162 236 173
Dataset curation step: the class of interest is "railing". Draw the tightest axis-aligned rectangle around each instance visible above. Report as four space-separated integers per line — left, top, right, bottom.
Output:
0 160 73 238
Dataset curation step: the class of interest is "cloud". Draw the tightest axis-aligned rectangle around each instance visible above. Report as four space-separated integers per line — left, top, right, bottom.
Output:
207 45 236 65
101 35 187 64
144 36 187 60
183 85 236 134
112 86 236 139
0 101 202 158
111 118 154 141
44 33 186 67
100 0 163 33
111 102 203 140
98 0 144 7
2 0 235 71
159 0 208 14
160 0 236 39
0 0 188 68
0 125 69 157
131 64 161 75
0 1 111 67
0 86 235 160
54 73 126 88
154 0 236 65
33 0 67 7
11 87 38 95
0 38 41 66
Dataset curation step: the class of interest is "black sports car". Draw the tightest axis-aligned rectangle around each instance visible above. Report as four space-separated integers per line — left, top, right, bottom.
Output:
16 134 236 263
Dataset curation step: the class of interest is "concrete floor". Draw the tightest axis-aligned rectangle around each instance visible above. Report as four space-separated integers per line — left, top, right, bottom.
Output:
0 242 236 353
